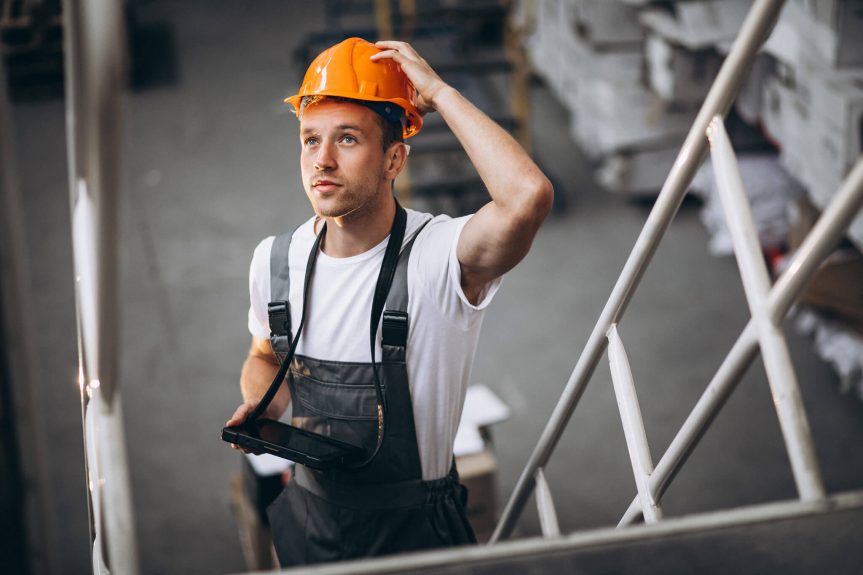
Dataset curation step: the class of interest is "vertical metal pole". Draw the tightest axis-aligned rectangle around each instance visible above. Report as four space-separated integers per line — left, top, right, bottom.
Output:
707 117 825 500
619 157 863 525
491 0 786 543
607 325 663 523
62 0 139 573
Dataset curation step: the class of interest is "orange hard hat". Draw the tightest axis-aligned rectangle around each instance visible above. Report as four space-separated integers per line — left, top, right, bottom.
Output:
285 37 423 139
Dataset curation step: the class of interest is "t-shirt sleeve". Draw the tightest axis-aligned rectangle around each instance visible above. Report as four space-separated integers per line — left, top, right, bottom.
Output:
410 215 502 326
247 236 275 339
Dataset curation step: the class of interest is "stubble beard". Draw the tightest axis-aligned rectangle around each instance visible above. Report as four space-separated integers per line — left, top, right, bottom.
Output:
310 166 387 221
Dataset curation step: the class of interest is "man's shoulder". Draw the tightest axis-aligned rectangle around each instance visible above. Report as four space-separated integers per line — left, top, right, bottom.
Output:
286 216 317 242
252 235 276 262
404 208 467 244
253 217 317 260
404 208 436 241
406 209 475 250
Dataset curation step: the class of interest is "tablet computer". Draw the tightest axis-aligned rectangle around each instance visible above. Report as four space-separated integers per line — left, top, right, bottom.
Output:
222 419 365 470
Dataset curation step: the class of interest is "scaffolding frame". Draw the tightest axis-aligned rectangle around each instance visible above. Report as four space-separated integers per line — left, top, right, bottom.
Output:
491 0 862 542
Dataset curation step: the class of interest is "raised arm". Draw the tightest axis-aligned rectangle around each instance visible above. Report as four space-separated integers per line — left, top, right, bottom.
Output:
372 41 554 304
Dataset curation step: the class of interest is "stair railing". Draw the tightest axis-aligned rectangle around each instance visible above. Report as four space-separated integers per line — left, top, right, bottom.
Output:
491 0 863 542
62 0 139 573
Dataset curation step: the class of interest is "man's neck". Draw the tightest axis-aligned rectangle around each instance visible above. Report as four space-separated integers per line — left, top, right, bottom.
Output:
317 195 397 258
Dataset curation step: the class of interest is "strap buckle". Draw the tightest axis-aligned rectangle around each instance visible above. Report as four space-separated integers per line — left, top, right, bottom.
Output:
381 310 408 347
268 301 290 337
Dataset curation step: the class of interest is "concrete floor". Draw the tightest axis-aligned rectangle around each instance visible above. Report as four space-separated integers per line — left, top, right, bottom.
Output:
9 1 863 574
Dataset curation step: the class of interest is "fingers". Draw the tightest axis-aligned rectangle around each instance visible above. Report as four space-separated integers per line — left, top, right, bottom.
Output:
371 41 427 68
373 40 421 59
373 40 408 49
370 51 397 65
231 443 256 455
370 49 410 66
226 402 253 427
226 403 257 454
370 41 444 116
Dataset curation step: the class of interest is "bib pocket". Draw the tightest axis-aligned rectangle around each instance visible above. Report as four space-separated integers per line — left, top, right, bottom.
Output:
290 370 384 451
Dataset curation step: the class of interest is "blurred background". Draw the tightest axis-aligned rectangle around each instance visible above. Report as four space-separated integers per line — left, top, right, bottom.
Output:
2 1 863 574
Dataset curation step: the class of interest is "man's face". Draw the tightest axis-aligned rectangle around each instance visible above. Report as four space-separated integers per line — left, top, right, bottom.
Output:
299 100 390 219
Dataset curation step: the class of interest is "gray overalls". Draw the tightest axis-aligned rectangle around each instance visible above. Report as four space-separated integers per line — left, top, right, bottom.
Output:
265 210 476 567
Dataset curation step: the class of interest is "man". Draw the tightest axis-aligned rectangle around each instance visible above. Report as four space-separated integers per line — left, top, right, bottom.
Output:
226 37 552 567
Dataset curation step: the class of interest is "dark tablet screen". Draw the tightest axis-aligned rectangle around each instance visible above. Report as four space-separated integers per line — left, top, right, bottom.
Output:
250 419 359 460
223 419 365 468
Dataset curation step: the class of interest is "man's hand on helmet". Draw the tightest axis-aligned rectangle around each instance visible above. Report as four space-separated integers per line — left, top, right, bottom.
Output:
371 41 449 116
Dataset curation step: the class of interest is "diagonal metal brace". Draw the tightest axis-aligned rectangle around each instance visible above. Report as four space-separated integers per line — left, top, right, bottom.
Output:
619 156 863 525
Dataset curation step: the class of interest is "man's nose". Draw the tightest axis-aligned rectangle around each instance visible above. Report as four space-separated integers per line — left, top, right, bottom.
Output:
314 142 336 171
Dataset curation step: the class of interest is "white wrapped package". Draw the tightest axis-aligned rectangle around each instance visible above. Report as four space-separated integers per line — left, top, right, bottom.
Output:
690 154 806 256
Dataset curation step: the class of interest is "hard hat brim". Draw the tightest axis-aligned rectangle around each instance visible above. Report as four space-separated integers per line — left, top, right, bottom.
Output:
285 91 422 139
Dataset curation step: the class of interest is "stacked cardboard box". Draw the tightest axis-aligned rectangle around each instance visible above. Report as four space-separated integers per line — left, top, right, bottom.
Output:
770 0 863 68
639 0 752 50
457 448 499 541
645 34 722 105
526 0 645 133
524 0 742 196
757 0 863 251
522 0 863 244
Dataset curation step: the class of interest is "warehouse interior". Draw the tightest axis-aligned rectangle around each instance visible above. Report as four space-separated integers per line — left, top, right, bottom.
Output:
2 1 863 574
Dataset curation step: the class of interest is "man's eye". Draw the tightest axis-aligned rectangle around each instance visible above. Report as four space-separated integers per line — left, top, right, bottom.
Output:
341 135 357 144
304 137 319 147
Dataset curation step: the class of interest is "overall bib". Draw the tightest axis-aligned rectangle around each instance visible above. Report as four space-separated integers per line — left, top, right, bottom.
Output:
265 212 477 567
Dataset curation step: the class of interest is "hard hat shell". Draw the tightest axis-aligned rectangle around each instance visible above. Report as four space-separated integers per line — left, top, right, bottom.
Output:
285 37 423 139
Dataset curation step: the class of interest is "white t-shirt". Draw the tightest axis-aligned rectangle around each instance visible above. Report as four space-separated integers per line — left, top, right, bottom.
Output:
248 209 501 480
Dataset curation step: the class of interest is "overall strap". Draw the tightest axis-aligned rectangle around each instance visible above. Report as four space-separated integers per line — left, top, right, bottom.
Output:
369 205 407 360
269 214 430 352
268 229 296 354
381 216 432 348
247 222 325 423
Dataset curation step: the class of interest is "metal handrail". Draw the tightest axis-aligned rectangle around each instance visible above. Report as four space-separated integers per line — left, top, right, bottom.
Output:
62 0 139 573
490 0 787 543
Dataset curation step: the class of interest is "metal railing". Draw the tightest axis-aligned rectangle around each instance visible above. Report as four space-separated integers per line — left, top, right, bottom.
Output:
491 0 863 543
62 0 139 573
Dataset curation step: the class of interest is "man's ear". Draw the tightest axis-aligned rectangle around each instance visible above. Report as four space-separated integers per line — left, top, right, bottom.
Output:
384 142 408 181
